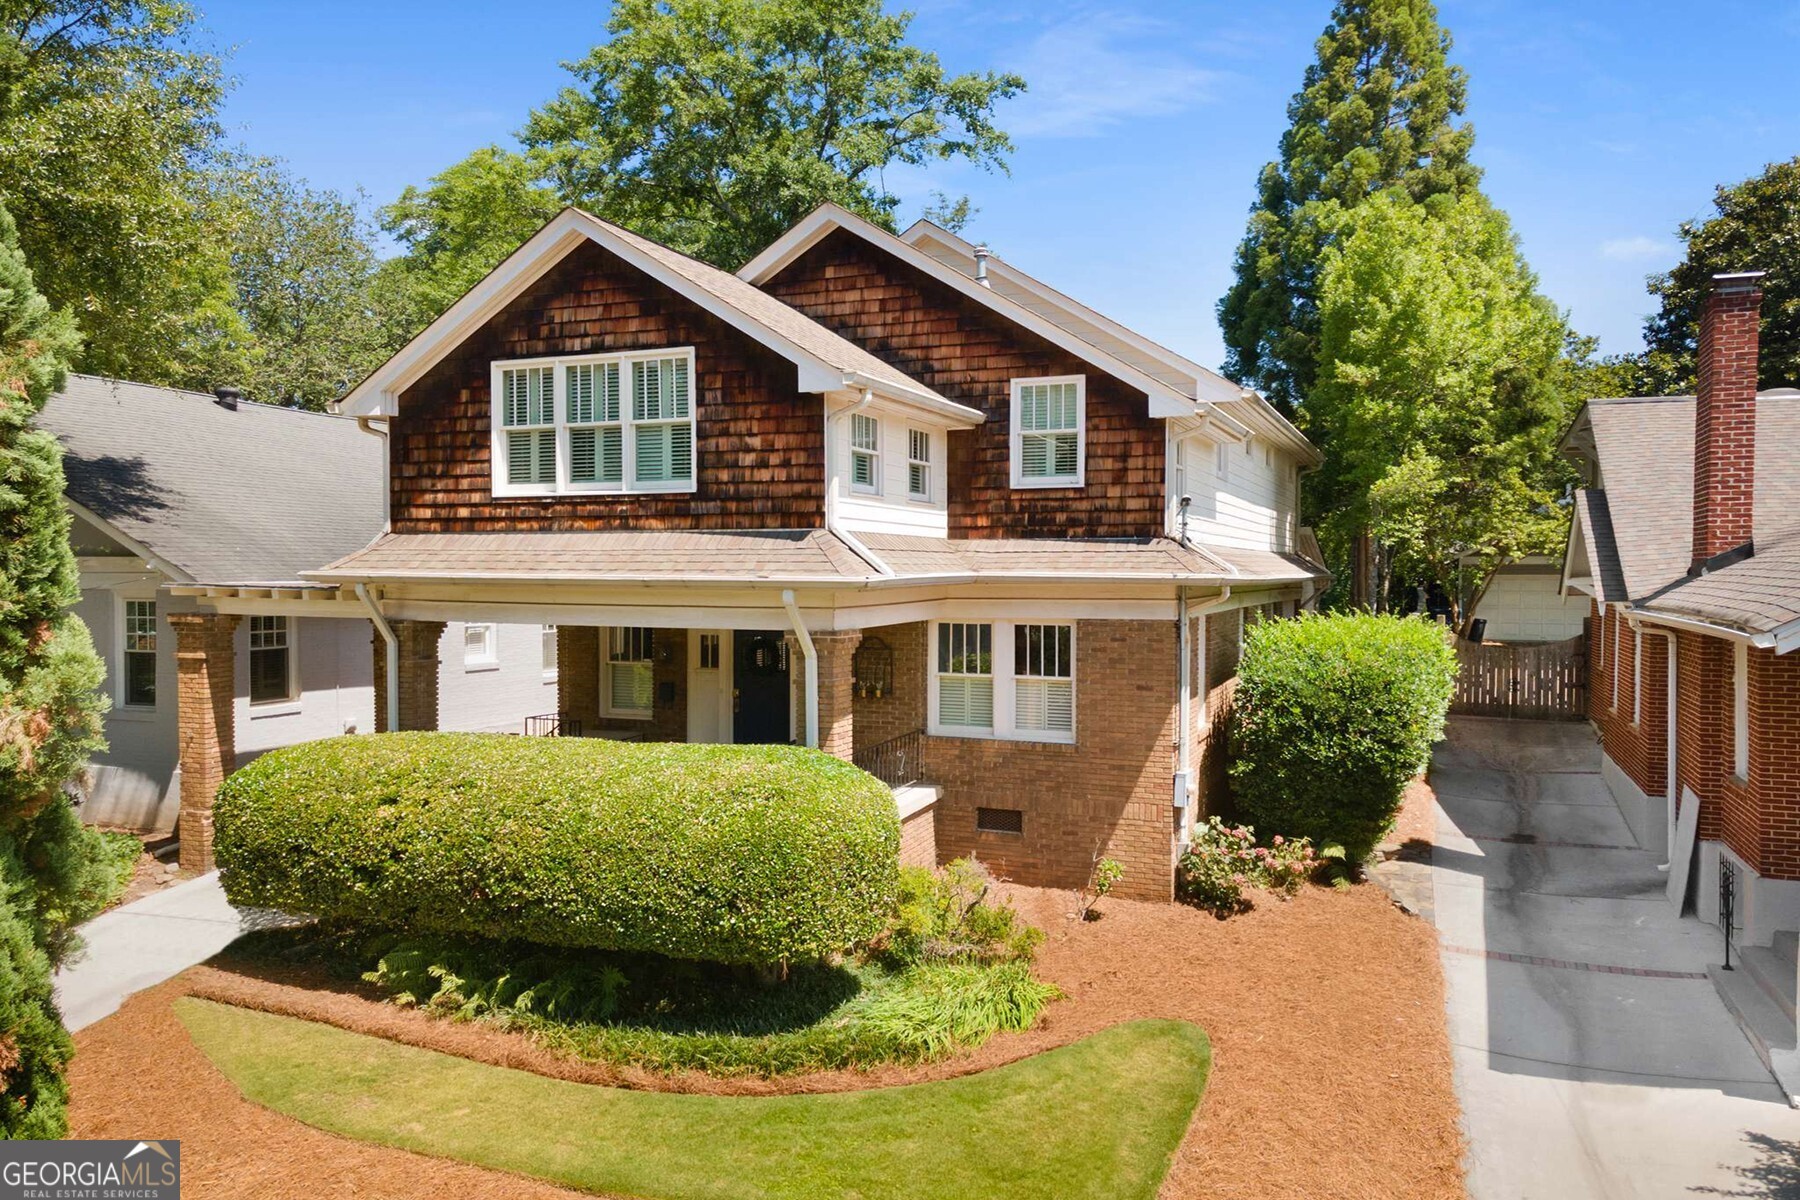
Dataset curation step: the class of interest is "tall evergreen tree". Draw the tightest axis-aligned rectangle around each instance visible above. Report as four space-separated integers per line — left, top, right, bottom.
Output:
1217 0 1479 412
0 199 116 1137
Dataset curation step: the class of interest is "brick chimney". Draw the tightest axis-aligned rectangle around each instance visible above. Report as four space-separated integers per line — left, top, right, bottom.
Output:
1691 270 1764 574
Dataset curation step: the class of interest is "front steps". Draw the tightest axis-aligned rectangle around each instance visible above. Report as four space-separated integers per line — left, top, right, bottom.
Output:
1710 930 1800 1106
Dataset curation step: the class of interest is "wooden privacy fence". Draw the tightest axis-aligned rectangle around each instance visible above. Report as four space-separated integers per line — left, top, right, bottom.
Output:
1451 633 1588 721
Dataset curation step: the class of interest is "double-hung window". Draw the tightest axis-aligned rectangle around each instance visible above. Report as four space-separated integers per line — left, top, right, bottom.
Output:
850 412 880 493
541 625 559 680
122 599 157 708
908 429 932 500
1011 376 1084 488
464 622 498 669
492 349 696 497
605 627 655 719
249 615 294 704
931 620 1076 742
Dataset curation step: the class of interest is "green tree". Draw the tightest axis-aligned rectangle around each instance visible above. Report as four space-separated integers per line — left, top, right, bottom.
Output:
519 0 1024 268
214 158 386 409
0 0 243 387
0 199 115 1137
1644 156 1800 392
1217 0 1479 411
919 190 977 235
1309 193 1572 622
371 146 562 348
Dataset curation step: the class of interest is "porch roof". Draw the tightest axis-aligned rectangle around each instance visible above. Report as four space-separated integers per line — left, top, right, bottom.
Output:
303 529 1330 588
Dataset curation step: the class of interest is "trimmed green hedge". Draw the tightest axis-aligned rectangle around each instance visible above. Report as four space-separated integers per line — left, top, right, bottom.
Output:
214 734 899 966
1229 613 1456 862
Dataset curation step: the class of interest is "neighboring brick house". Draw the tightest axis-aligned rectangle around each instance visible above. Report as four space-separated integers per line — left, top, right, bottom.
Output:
1561 272 1800 944
38 375 560 853
163 204 1326 901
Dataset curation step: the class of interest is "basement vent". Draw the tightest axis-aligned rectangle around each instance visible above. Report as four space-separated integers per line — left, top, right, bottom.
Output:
976 807 1024 835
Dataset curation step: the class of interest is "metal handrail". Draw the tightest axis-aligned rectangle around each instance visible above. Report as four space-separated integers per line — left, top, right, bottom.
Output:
854 729 924 788
524 712 582 737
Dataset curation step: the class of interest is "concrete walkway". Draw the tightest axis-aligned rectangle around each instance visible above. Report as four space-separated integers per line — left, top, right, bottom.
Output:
1432 717 1800 1199
54 872 272 1031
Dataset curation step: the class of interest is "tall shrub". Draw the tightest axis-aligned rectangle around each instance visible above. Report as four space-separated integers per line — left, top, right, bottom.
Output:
215 734 900 966
0 199 112 1137
1229 614 1454 862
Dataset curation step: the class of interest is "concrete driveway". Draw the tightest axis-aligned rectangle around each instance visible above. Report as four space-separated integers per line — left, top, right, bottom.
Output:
1432 716 1800 1199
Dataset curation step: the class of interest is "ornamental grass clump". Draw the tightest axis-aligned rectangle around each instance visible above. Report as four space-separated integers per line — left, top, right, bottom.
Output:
1229 613 1455 864
213 733 899 967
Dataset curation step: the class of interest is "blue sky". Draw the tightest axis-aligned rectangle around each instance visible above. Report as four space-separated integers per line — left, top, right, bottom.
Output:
202 0 1800 368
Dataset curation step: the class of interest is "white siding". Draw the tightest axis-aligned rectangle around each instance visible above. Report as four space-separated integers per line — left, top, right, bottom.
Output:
1473 569 1589 643
1169 431 1299 552
827 399 951 536
438 621 561 732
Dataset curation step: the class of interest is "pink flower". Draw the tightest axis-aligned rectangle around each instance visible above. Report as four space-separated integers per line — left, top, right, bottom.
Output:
1272 835 1284 847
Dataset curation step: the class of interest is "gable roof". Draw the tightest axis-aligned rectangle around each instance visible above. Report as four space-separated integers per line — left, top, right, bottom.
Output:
1561 389 1800 645
739 204 1319 466
339 207 977 426
39 374 384 585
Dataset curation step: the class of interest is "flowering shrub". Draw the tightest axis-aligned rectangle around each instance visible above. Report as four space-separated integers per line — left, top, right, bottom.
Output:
1176 818 1319 916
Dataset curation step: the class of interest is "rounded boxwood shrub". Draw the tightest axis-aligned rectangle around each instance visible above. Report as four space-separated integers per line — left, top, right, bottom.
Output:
214 733 899 966
1229 613 1456 863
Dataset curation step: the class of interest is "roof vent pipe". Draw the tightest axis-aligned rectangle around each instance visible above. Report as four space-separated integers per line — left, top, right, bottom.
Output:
213 385 241 411
973 244 991 287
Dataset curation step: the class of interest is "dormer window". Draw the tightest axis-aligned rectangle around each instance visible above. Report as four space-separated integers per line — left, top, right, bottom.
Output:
850 412 880 493
491 348 696 497
1010 375 1084 488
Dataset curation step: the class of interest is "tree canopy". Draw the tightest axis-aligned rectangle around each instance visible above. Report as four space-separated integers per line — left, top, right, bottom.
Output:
518 0 1024 268
1308 192 1574 619
1644 155 1800 392
1217 0 1479 412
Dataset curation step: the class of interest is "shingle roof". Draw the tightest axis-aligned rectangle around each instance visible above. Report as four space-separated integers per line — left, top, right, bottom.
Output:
1571 389 1800 636
305 529 1329 587
40 375 383 585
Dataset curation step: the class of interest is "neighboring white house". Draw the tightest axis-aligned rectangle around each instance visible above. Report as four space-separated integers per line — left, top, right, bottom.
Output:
42 374 558 833
1469 555 1590 643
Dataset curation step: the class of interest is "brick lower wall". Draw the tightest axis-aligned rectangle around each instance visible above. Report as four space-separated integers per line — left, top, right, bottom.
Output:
899 805 937 869
924 618 1178 902
1591 603 1669 801
1749 648 1800 879
853 622 927 753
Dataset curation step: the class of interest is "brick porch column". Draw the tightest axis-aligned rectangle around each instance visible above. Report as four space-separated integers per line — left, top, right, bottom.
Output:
170 612 239 872
372 620 446 732
812 630 862 761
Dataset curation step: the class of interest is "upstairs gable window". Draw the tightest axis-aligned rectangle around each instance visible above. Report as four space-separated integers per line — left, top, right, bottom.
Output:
1010 375 1084 488
908 428 932 500
492 349 696 497
850 412 880 493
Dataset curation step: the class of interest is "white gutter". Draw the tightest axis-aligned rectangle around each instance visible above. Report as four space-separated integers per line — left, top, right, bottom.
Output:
782 588 818 749
355 582 400 733
355 415 391 531
824 389 895 578
1630 606 1778 650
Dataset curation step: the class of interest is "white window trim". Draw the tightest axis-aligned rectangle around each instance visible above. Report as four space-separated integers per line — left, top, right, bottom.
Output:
1610 606 1620 711
850 411 881 495
541 624 559 682
602 627 656 721
1733 642 1749 781
1008 374 1085 489
927 619 1076 744
490 347 698 499
115 593 160 715
463 621 499 672
907 427 932 503
247 614 301 712
1632 627 1643 725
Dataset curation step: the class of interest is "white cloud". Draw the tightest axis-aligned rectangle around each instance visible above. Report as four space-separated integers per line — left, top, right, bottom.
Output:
1000 13 1222 139
1599 235 1675 263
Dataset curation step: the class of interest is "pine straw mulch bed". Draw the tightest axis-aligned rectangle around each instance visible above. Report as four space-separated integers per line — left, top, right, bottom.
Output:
69 881 1465 1200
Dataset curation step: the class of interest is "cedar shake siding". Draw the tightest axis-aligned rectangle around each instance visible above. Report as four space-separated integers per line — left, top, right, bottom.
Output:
759 229 1167 539
391 240 826 533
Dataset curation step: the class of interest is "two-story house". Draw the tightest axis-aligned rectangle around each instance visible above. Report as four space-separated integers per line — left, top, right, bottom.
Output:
162 204 1325 901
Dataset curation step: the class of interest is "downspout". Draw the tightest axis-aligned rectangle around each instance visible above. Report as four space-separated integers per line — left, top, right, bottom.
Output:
356 582 399 734
825 389 895 578
355 415 391 532
1640 624 1679 869
782 589 819 749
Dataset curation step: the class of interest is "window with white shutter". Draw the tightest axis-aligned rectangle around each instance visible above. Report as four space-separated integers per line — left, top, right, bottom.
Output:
605 627 656 718
1013 624 1073 735
935 622 993 731
908 428 931 500
1010 376 1084 488
931 619 1077 742
491 349 697 497
850 412 880 493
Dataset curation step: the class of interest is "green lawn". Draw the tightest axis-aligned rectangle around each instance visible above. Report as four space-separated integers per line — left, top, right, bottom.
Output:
177 998 1209 1200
